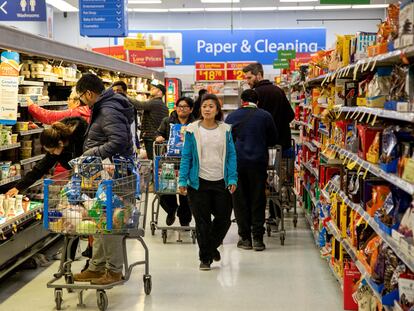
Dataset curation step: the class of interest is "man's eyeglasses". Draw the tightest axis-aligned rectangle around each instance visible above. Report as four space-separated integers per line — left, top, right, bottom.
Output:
177 105 190 110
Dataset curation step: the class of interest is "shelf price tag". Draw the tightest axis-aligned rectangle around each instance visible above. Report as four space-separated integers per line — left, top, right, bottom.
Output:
195 62 225 81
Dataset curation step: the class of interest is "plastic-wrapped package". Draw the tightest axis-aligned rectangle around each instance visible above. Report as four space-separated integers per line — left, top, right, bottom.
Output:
398 201 414 244
60 174 82 205
167 124 185 156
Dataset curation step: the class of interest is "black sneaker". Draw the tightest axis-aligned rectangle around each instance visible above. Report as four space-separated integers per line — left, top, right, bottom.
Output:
199 261 211 271
166 213 176 226
213 250 221 262
253 239 266 251
237 239 253 250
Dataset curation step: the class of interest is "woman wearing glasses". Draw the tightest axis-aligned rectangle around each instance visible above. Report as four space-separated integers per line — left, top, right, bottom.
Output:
27 87 91 124
155 97 195 227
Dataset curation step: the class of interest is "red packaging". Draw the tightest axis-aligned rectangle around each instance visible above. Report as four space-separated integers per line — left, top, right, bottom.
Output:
357 125 383 160
343 261 361 310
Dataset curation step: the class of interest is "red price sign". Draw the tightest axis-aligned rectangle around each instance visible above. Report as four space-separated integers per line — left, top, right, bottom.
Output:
195 62 226 81
196 69 225 81
226 62 254 81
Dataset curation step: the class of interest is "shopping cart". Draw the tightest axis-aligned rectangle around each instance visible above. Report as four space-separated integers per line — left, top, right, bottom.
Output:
150 142 196 244
266 143 298 245
43 157 152 311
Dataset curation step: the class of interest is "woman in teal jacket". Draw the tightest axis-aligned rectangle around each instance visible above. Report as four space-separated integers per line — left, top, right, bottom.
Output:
179 94 237 271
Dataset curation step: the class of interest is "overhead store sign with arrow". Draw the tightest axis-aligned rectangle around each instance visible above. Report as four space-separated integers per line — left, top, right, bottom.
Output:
0 0 46 21
79 0 128 37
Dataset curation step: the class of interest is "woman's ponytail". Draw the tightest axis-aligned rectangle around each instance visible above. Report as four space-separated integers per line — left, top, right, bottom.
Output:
40 121 74 148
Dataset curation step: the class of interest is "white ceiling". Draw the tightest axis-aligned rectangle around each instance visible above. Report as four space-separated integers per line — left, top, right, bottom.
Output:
62 0 392 10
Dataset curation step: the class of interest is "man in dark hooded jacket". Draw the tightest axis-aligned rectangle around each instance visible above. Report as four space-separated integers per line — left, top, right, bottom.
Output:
74 73 134 285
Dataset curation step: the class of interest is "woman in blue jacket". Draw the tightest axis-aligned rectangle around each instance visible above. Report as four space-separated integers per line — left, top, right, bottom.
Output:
178 94 237 271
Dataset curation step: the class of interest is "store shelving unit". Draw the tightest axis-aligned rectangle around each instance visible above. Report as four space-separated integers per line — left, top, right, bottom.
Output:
290 33 414 309
0 24 164 278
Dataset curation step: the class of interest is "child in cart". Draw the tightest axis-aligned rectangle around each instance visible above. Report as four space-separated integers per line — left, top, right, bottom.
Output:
178 94 237 271
155 97 195 227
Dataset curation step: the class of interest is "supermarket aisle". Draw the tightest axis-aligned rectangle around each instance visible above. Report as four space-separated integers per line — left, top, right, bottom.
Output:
0 211 342 311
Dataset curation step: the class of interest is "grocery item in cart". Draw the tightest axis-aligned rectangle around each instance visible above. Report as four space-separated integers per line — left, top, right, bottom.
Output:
167 124 185 156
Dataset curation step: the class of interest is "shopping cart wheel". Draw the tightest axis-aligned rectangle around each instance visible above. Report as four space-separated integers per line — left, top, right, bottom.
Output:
65 274 74 293
280 233 286 246
96 290 108 311
191 230 196 244
293 215 298 228
143 275 152 295
266 224 271 237
54 289 63 310
162 230 167 244
150 223 156 236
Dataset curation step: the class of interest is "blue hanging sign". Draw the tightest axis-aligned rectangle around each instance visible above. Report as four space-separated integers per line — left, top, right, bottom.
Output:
0 0 46 21
79 0 128 37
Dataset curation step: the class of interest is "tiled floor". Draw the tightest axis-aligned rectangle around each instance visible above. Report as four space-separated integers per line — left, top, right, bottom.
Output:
0 208 342 311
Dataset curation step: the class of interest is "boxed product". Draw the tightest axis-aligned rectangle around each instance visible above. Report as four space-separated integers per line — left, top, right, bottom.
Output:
398 272 414 311
343 261 361 311
335 79 352 107
395 0 414 49
354 32 377 61
345 81 358 107
357 125 383 161
366 67 393 108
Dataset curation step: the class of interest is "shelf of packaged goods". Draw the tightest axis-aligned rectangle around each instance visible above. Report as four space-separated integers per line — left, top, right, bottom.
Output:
304 45 414 87
42 76 63 84
328 181 414 272
312 139 322 149
0 26 163 80
303 161 319 180
0 175 21 187
303 141 318 153
0 205 43 233
339 106 414 123
318 128 329 137
328 144 414 195
19 101 67 107
19 80 44 86
320 152 343 165
304 186 319 207
320 188 331 203
17 128 44 136
20 154 45 165
0 143 21 152
304 209 319 246
327 259 344 290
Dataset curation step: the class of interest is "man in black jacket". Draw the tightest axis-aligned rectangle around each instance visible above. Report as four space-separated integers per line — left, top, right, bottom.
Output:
155 97 195 226
243 62 294 152
130 83 169 160
243 62 295 226
74 73 134 285
226 89 278 251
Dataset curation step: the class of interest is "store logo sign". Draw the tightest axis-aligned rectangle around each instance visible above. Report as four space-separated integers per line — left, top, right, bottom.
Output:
0 0 46 21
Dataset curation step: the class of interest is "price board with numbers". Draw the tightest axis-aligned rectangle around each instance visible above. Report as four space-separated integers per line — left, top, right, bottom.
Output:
226 62 254 81
195 62 225 81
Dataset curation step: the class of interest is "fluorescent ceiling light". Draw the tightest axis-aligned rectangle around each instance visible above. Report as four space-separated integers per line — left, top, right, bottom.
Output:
280 0 317 2
278 6 314 10
201 0 240 3
314 5 351 10
130 8 169 12
169 8 205 12
205 7 241 11
241 7 278 11
46 0 78 12
128 0 162 3
352 4 388 9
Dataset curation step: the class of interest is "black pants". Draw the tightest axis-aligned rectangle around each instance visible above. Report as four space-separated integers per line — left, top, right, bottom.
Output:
232 167 267 240
187 179 232 263
159 194 192 225
144 138 154 160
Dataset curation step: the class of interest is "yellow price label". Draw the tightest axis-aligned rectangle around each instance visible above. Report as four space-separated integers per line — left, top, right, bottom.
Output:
124 38 146 50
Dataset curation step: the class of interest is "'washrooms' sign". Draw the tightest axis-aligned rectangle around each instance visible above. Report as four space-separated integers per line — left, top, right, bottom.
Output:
0 0 46 21
115 28 326 65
